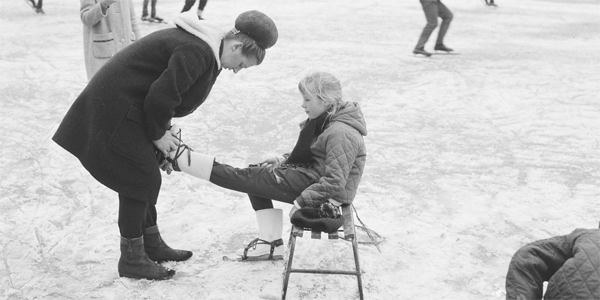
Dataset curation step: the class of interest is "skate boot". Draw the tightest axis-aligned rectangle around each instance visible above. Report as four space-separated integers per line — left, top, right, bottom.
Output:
434 44 454 52
413 47 432 57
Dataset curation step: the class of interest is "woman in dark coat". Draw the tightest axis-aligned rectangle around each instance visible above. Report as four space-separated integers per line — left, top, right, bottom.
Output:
52 10 278 280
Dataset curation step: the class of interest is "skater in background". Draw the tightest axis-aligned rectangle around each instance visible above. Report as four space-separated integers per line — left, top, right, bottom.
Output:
164 71 367 261
413 0 454 57
53 10 278 280
486 0 497 7
26 0 44 14
505 228 600 300
80 0 141 81
141 0 163 22
181 0 208 19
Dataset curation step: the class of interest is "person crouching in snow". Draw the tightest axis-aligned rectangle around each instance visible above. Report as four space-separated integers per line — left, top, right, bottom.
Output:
165 71 367 260
52 10 278 280
505 228 600 300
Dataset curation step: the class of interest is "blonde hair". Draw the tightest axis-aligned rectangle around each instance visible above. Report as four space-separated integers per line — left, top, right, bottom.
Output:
298 71 343 116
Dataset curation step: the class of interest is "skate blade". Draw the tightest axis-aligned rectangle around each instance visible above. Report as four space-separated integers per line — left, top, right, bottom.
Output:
223 254 283 262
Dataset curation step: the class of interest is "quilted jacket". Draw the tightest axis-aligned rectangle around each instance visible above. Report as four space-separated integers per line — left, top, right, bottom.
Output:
505 228 600 300
293 102 367 207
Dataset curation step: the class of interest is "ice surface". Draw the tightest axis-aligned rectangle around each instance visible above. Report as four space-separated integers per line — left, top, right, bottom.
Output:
1 0 599 299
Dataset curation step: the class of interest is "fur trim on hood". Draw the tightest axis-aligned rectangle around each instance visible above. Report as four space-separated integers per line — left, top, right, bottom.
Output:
173 10 227 69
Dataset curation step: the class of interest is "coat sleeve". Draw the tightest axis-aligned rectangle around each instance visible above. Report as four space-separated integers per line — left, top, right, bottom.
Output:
295 129 360 207
143 43 213 141
505 231 579 300
80 0 105 27
128 0 141 40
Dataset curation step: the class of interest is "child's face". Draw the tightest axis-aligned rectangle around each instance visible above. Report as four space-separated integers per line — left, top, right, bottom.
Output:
301 85 328 119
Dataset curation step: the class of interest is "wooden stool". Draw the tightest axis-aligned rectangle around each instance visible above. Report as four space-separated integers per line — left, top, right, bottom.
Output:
282 204 364 299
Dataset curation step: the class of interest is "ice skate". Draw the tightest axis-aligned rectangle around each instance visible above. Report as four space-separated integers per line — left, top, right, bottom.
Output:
413 47 432 57
434 44 454 52
223 209 284 262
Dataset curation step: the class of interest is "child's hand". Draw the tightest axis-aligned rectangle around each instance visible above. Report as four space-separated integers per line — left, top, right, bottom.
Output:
255 156 285 170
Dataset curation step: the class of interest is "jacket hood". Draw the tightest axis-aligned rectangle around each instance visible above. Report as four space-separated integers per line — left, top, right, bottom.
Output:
330 101 367 136
173 10 227 69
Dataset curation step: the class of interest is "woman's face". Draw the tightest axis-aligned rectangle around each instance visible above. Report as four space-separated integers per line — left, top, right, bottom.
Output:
220 41 258 73
301 85 328 119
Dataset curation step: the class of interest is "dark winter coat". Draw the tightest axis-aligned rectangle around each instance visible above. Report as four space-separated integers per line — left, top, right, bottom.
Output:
293 102 367 208
53 14 225 203
505 228 600 300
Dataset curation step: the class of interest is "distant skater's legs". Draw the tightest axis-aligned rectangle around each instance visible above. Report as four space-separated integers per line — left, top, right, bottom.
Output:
434 1 453 52
413 0 439 56
181 0 197 13
197 0 208 19
142 0 150 19
35 0 44 13
150 0 158 19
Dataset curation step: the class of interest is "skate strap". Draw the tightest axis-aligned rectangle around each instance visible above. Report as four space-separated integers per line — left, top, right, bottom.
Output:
166 128 193 171
242 238 284 260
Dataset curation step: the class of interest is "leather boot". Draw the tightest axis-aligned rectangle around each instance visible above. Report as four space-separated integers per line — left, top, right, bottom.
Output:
144 225 193 263
118 236 175 280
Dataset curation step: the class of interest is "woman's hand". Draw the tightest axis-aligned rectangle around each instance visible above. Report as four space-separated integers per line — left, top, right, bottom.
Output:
153 130 180 158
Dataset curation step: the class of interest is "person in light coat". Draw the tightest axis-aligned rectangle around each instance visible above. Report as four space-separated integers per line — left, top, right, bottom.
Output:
80 0 141 81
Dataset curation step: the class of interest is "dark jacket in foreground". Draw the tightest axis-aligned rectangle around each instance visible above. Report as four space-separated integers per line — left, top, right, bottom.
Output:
505 228 600 300
53 14 224 203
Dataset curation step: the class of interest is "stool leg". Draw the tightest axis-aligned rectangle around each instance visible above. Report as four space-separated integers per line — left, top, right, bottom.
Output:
351 237 364 300
282 231 297 300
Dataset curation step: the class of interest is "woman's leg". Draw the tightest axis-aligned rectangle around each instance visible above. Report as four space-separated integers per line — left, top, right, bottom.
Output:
117 195 175 280
143 204 193 262
118 195 148 238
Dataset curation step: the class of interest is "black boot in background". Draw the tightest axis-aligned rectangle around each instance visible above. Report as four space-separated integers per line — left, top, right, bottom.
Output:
144 225 193 263
118 236 175 280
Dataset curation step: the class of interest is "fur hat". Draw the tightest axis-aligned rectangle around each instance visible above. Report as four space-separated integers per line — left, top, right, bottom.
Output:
234 10 278 49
